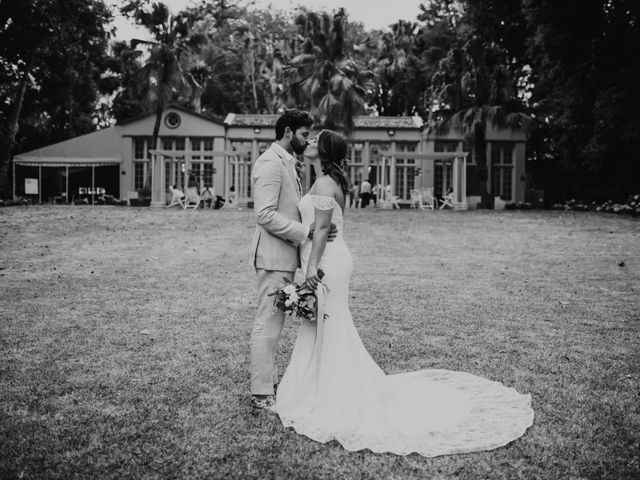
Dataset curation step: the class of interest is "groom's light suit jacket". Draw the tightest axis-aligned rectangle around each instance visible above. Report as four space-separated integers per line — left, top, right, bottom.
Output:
251 143 308 272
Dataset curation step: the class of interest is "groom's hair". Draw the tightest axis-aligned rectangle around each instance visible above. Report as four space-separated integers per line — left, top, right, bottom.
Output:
275 109 314 140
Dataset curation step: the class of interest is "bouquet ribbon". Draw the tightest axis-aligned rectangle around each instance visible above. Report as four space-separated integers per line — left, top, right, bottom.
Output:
307 281 328 381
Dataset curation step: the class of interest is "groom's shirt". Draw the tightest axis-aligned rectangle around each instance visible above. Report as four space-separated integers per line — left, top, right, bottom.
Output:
269 142 310 241
270 142 302 193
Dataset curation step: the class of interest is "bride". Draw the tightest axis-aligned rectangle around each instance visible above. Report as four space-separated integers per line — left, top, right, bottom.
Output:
274 129 534 457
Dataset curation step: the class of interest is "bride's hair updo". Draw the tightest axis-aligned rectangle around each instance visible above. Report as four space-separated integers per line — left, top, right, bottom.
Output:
317 129 350 195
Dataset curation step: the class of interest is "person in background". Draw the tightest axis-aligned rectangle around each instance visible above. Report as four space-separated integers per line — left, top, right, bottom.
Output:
360 178 372 208
350 181 360 208
371 183 379 207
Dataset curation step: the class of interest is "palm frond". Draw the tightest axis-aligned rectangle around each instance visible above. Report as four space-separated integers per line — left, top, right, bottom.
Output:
131 38 158 49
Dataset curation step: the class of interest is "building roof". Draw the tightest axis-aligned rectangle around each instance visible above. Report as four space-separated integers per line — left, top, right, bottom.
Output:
118 104 225 126
224 113 280 127
224 114 423 129
14 126 122 163
353 116 423 129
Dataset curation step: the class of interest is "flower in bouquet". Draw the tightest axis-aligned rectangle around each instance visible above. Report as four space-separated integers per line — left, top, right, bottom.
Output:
268 269 326 322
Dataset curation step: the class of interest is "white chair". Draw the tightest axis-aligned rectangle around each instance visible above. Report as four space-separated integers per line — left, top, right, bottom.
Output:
166 186 186 208
183 187 200 210
376 185 400 209
199 187 215 208
410 189 423 210
385 186 401 209
439 189 454 209
421 188 436 210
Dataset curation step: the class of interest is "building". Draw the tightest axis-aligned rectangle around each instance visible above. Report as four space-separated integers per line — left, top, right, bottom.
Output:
13 106 528 208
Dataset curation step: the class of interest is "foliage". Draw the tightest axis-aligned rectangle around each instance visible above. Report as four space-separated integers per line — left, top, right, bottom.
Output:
522 0 640 202
367 20 426 116
0 0 114 198
168 3 301 117
118 1 208 192
268 270 325 322
2 0 639 201
283 8 372 133
427 34 530 201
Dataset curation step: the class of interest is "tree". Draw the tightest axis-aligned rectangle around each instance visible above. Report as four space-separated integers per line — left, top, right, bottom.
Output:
462 0 529 69
284 8 371 133
120 1 205 193
228 9 299 114
0 0 113 199
523 0 640 201
428 36 530 207
176 3 298 116
365 1 462 118
108 40 149 123
369 20 424 116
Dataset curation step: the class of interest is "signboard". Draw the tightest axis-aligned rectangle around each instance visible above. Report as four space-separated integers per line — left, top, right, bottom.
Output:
25 178 38 195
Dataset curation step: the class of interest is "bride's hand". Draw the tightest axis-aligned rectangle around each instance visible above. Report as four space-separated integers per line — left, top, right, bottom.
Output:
305 266 324 290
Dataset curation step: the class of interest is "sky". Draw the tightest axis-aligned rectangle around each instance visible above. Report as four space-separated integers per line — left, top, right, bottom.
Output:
109 0 425 41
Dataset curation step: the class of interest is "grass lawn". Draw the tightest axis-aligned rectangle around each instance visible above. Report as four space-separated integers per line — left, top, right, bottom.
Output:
0 205 638 479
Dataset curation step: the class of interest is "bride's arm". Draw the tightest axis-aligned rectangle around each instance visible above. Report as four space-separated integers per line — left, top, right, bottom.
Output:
305 178 336 290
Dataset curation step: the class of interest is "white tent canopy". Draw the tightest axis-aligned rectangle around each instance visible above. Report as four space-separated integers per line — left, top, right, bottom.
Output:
13 157 121 167
12 126 123 202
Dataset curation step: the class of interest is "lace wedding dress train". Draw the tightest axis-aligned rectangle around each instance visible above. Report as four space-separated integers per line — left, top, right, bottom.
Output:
274 194 534 457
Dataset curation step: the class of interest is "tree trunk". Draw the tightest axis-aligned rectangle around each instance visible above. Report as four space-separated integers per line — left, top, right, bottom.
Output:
250 52 258 112
142 103 163 196
191 86 203 113
474 122 493 209
0 139 12 201
0 52 36 199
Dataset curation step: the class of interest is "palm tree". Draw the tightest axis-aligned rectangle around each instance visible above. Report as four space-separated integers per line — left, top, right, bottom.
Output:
371 20 423 116
427 37 530 207
122 2 203 194
284 9 370 133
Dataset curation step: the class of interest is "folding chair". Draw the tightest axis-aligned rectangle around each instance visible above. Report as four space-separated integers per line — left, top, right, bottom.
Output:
76 187 89 204
183 187 200 210
199 187 215 208
439 189 454 209
166 186 186 208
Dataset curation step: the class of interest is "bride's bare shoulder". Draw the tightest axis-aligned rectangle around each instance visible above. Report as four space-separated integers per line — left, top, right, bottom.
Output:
310 175 339 198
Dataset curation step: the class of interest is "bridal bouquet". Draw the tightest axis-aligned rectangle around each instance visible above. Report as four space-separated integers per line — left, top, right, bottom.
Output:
268 269 325 322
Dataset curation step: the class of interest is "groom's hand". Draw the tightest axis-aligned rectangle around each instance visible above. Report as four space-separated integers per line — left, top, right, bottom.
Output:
308 222 338 242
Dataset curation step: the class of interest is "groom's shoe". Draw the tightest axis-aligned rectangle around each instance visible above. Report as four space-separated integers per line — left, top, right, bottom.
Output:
251 394 276 412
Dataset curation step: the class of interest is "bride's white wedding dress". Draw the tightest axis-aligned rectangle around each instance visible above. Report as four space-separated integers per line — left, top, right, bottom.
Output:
274 194 534 457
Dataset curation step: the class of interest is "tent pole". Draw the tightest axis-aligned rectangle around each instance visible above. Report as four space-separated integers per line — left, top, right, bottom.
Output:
65 166 69 203
91 166 95 205
38 165 41 204
12 161 16 201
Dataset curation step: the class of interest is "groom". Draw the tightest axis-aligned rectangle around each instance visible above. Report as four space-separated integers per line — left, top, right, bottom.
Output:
249 109 334 410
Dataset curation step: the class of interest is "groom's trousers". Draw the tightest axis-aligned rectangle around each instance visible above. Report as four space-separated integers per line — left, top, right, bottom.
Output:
251 268 295 395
